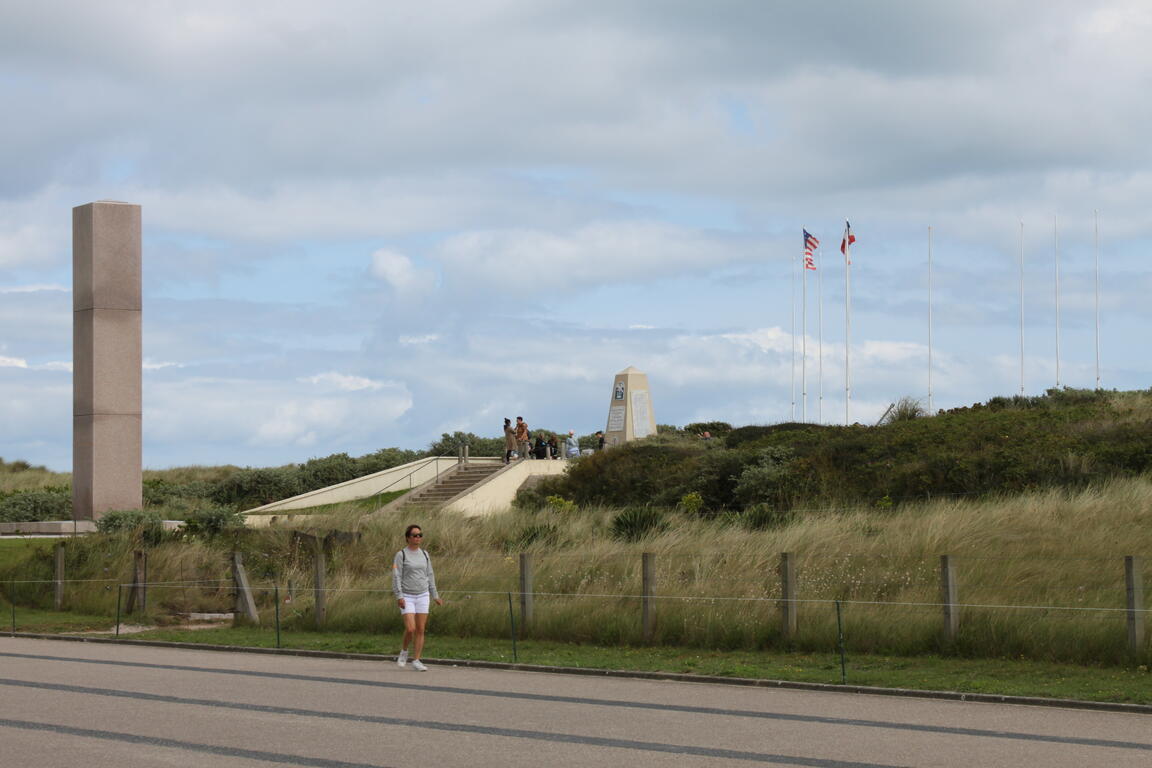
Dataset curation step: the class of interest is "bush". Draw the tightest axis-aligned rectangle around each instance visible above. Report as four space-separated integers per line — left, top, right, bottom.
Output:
0 488 71 522
96 509 166 545
733 447 793 508
678 492 704 515
684 421 733 438
610 507 668 542
299 453 359 491
210 467 302 509
182 507 245 538
741 503 792 530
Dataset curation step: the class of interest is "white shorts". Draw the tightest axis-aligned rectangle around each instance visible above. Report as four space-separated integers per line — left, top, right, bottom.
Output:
399 592 430 615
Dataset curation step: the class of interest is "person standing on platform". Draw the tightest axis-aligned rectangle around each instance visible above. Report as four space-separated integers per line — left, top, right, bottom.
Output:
565 430 580 458
503 418 517 463
514 416 530 460
393 524 443 671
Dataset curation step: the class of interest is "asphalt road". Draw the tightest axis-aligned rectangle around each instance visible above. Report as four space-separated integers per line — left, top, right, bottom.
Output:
0 636 1150 767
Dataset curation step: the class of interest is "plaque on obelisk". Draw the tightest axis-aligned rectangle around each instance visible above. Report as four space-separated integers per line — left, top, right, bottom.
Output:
73 201 143 520
603 366 657 447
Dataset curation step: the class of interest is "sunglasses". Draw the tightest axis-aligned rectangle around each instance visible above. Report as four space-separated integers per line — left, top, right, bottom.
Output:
408 532 423 538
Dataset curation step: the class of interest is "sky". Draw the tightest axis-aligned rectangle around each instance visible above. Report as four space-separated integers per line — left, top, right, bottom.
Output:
3 0 1151 471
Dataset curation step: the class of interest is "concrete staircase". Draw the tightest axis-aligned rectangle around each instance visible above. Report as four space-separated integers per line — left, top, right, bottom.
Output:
396 461 505 511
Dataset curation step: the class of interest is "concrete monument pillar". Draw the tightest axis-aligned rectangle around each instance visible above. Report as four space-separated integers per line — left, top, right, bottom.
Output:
73 201 142 521
603 366 657 447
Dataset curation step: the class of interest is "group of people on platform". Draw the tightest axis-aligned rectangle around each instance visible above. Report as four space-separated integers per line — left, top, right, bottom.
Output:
503 416 602 463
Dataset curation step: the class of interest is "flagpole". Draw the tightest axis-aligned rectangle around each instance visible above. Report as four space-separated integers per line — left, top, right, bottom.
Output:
802 241 808 422
1019 220 1025 396
1094 209 1101 390
791 245 796 421
844 224 851 426
1054 214 1061 388
817 244 824 423
927 225 933 415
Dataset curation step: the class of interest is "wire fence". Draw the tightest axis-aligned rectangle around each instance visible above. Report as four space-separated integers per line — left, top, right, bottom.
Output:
3 549 1149 677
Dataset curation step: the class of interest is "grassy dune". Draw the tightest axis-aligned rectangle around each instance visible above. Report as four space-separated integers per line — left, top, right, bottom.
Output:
4 475 1148 665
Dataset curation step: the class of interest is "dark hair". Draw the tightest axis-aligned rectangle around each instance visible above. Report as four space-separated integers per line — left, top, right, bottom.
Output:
404 524 422 538
504 418 511 426
516 416 523 420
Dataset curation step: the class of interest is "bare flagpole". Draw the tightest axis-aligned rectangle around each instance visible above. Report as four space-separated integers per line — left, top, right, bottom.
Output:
1019 220 1025 396
1094 209 1101 389
927 225 933 414
791 245 796 421
1054 214 1061 388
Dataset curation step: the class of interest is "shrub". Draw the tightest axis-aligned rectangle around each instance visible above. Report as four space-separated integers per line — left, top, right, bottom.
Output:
210 467 302 509
0 488 71 522
299 453 359 491
358 447 421 475
545 495 576 514
732 447 792 508
678 492 704 515
509 523 561 550
182 507 245 538
96 509 166 545
741 503 792 530
882 396 928 423
610 507 668 542
684 421 733 438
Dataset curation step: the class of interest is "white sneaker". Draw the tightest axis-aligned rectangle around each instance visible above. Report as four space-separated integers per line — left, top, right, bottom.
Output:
410 659 428 671
397 650 408 668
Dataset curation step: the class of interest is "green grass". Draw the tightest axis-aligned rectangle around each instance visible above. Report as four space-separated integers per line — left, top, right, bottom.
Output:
0 539 51 571
35 622 1149 705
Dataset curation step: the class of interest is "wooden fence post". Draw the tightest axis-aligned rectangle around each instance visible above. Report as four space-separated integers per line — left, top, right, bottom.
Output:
231 551 260 625
780 552 797 641
53 542 65 611
940 555 958 642
641 552 655 643
313 537 327 628
1126 556 1145 652
519 553 534 635
126 550 147 614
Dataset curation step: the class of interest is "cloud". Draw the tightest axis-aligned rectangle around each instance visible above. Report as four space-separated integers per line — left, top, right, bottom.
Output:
300 372 388 392
370 248 436 297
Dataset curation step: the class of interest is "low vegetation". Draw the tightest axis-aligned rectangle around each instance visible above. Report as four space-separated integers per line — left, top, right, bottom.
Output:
1 388 1148 674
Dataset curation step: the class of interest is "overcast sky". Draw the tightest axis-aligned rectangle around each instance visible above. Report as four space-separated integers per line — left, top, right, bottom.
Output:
3 1 1151 470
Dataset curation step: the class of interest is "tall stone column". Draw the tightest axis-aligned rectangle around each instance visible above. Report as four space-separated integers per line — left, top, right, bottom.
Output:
73 201 142 521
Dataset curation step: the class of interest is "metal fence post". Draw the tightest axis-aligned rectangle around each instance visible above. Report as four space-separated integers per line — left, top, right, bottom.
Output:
519 553 534 635
1126 555 1145 652
54 541 66 611
641 552 655 643
780 552 797 641
940 555 958 642
507 592 518 662
274 583 282 649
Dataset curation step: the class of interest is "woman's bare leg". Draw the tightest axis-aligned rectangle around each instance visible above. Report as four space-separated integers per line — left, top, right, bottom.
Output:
401 612 416 651
412 613 429 659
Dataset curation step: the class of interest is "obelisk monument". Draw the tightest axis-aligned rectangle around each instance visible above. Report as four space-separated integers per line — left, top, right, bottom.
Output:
73 201 142 520
603 366 657 447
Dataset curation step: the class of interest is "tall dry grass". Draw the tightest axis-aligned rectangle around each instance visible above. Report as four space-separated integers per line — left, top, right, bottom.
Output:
5 476 1149 662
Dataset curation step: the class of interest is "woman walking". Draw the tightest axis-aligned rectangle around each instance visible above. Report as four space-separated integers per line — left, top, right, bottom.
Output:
392 524 443 671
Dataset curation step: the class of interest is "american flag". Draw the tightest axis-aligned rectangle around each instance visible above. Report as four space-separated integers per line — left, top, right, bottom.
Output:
803 229 819 270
